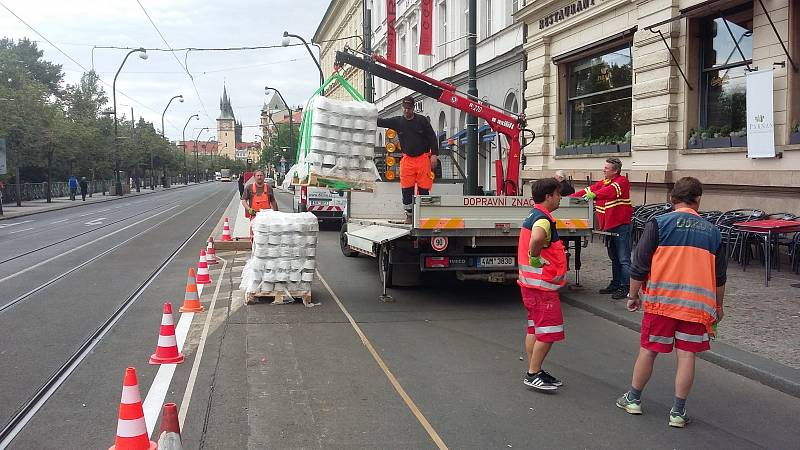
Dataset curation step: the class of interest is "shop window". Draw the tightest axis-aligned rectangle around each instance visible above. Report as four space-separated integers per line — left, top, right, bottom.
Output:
566 44 633 143
699 5 753 137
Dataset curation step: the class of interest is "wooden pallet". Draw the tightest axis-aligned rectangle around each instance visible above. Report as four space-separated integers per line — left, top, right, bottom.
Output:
245 290 312 306
295 173 374 192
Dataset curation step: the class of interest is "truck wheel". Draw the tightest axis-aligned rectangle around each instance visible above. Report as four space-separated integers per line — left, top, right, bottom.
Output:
340 223 357 257
378 244 394 288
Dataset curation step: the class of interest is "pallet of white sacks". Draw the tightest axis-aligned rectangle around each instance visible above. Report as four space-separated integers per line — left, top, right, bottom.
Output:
245 290 312 306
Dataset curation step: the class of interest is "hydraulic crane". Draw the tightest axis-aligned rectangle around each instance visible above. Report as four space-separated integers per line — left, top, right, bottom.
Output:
334 49 534 196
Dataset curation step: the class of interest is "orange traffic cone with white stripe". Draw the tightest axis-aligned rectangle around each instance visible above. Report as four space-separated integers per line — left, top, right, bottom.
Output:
157 402 182 449
220 217 232 241
150 302 184 365
179 268 204 313
196 249 212 285
206 237 218 265
109 367 157 450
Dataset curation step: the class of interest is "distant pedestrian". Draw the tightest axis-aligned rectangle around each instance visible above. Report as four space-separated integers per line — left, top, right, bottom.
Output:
238 174 245 197
68 175 78 201
79 177 88 201
518 178 567 391
616 177 727 428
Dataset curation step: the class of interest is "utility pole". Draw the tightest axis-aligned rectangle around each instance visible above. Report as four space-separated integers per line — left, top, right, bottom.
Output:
363 0 373 102
466 0 478 195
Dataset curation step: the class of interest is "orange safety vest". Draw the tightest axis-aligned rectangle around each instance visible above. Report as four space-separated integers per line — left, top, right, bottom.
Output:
641 208 721 329
249 183 272 214
517 204 567 291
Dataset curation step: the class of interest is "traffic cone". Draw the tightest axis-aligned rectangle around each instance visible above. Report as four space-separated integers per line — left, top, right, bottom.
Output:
196 250 212 285
149 302 184 365
109 367 157 450
220 217 232 241
179 268 204 313
157 402 182 450
205 237 218 265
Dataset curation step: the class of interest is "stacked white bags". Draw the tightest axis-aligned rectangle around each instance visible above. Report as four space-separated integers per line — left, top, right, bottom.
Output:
297 96 381 184
239 210 318 296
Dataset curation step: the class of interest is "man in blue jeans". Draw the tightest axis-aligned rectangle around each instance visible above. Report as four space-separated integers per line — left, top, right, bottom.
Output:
571 158 633 299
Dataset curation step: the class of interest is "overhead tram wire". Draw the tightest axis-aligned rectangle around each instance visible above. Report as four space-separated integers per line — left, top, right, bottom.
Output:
0 1 167 121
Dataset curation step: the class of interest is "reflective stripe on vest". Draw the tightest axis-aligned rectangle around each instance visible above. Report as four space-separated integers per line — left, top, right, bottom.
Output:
517 205 567 291
642 208 720 327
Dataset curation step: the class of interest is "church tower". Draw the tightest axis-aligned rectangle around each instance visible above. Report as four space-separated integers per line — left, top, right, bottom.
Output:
217 86 237 160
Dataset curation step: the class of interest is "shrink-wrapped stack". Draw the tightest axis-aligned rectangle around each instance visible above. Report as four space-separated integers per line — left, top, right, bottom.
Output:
239 210 318 298
295 96 380 187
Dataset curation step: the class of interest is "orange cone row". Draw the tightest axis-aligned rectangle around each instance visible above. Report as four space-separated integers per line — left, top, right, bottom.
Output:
109 367 157 450
196 250 212 285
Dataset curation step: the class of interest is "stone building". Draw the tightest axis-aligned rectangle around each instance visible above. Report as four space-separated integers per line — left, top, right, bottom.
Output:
313 0 367 100
515 0 800 211
216 86 238 160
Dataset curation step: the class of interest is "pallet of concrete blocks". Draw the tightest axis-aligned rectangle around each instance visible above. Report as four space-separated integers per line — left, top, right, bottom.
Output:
294 95 381 190
239 210 318 306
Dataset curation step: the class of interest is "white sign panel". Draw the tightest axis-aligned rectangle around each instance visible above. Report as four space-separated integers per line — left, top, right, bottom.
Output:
0 137 6 175
746 69 776 158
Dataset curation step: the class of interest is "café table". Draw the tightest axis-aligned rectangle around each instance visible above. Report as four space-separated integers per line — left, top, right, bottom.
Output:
733 219 800 286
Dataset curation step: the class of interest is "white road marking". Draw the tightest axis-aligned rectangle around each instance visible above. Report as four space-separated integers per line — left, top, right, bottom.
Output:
0 220 33 229
6 227 34 235
76 211 98 217
84 218 107 226
142 258 226 437
0 205 180 285
49 218 69 224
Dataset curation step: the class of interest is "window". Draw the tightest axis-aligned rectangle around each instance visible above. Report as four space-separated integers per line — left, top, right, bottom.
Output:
504 92 519 114
566 44 633 142
700 5 753 135
462 2 469 52
412 25 418 70
399 33 407 66
482 0 493 39
437 1 448 61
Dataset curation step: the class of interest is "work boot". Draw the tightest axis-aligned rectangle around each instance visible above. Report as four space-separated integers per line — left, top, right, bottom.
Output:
612 288 629 300
599 284 619 294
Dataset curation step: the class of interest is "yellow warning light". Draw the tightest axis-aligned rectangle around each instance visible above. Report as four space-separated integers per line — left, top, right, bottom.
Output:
386 156 397 166
385 170 396 181
386 129 397 139
386 142 396 153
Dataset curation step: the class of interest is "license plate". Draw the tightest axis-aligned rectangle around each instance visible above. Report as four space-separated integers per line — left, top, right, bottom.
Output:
478 256 515 267
309 199 329 205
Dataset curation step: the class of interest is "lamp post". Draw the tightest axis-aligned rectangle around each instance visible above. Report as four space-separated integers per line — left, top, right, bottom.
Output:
282 31 324 86
265 87 294 163
194 127 208 183
182 114 199 185
112 47 148 196
161 95 184 138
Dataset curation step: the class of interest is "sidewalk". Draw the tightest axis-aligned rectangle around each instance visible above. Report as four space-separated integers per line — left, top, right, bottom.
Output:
561 238 800 397
0 182 208 221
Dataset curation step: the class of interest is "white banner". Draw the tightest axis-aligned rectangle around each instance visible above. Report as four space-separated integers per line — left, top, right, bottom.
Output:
746 69 776 158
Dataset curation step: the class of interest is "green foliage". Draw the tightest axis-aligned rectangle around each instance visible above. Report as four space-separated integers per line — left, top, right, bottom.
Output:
260 123 298 167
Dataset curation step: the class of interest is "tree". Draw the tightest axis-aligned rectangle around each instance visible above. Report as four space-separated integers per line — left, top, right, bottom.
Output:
261 123 297 167
0 38 64 97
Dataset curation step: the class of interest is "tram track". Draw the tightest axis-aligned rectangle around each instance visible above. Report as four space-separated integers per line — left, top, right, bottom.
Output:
0 191 229 449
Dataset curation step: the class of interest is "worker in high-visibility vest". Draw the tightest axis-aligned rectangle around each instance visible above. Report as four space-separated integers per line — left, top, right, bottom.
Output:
616 176 727 428
518 178 567 391
570 157 632 299
377 95 439 224
241 170 278 240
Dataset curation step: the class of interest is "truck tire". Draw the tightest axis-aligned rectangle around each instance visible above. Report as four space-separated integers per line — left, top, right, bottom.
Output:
378 244 394 288
339 223 357 257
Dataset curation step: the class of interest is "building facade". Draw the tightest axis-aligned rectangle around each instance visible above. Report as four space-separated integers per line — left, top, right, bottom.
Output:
371 0 526 191
516 0 800 211
314 0 367 100
216 86 238 160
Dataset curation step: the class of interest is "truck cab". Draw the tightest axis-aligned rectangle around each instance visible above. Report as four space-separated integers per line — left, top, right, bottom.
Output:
293 185 347 224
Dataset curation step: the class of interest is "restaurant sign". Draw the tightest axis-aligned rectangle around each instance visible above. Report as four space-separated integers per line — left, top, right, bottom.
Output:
746 69 776 159
539 0 602 30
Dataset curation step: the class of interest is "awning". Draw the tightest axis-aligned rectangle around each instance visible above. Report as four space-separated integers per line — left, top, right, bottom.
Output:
644 0 796 75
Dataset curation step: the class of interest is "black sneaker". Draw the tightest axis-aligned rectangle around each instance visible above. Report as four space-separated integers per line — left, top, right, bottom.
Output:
599 284 619 294
540 370 563 387
611 288 628 300
524 372 558 390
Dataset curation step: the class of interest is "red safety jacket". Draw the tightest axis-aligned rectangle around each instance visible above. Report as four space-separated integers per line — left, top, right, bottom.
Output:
571 175 632 231
517 204 567 291
641 208 721 330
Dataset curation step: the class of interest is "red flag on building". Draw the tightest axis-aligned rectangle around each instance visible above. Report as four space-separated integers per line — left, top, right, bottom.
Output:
419 0 433 55
386 0 397 62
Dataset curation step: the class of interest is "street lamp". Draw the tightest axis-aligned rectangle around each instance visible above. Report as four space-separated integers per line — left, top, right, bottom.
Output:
282 31 324 86
265 86 295 162
182 114 199 185
161 95 184 137
112 47 148 196
194 127 208 183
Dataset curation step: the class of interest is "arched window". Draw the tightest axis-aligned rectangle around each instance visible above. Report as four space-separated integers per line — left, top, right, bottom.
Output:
504 92 519 114
438 111 447 135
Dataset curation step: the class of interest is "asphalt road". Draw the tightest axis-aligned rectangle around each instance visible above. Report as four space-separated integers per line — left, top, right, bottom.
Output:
3 187 799 449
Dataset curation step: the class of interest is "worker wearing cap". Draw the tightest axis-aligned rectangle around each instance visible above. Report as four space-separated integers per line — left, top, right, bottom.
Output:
377 95 439 223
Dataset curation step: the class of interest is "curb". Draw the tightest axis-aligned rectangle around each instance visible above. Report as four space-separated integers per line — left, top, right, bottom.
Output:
0 183 207 221
560 290 800 399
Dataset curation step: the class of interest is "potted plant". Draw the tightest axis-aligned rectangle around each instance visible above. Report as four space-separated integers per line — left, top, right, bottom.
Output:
791 122 800 145
591 137 619 154
687 128 702 149
575 138 592 155
556 140 577 156
730 127 747 147
700 126 731 148
618 131 632 153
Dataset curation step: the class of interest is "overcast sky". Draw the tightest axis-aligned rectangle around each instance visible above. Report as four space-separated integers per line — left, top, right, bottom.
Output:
0 0 330 142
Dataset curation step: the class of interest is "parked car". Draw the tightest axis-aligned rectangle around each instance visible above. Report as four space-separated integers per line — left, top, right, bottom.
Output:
265 177 276 188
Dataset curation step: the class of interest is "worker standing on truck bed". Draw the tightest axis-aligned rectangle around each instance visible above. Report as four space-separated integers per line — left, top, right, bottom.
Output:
518 178 568 391
377 95 439 224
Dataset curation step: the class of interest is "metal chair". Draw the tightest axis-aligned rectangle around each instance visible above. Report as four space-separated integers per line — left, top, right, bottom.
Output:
715 209 766 264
